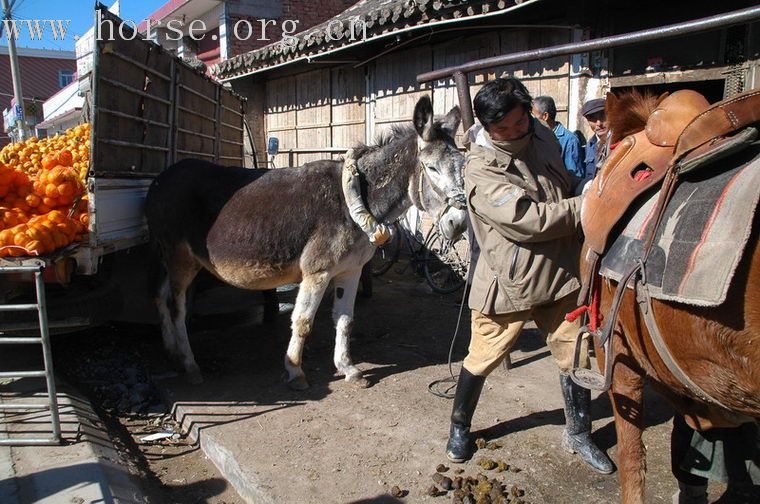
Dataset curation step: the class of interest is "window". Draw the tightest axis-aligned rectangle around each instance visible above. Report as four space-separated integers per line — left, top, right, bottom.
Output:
59 69 75 88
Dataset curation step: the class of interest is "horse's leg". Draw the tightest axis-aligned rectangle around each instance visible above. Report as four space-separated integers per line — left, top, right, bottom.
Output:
284 272 330 390
605 332 647 504
332 270 369 388
167 245 203 384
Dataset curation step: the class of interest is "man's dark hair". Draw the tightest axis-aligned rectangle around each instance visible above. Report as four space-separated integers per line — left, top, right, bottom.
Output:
473 78 533 127
533 96 557 121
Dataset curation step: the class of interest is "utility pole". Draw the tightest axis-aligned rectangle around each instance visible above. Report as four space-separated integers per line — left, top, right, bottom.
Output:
1 0 29 141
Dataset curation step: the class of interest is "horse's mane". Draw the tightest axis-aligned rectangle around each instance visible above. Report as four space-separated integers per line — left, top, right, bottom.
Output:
607 90 662 143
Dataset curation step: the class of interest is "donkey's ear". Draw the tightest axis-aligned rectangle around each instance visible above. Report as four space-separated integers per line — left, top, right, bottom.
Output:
441 106 461 138
655 92 670 106
413 96 435 142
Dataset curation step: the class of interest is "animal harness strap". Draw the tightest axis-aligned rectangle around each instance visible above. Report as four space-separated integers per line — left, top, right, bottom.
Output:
342 149 391 246
634 277 732 410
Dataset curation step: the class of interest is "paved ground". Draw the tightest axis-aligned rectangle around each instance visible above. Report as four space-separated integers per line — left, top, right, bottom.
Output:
1 263 756 503
0 376 145 503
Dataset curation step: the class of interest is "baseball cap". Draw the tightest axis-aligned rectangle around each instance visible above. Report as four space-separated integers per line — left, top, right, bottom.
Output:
581 98 605 117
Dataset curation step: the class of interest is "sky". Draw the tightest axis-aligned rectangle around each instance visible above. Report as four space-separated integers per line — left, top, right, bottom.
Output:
1 0 168 51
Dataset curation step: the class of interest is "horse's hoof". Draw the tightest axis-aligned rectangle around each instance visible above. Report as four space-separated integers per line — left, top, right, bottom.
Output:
187 370 204 385
287 376 310 391
346 374 370 388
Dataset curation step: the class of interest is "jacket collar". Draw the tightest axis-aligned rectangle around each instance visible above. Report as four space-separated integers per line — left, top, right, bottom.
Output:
466 117 548 168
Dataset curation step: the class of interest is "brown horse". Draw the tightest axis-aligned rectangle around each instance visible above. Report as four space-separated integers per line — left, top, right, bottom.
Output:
584 91 760 503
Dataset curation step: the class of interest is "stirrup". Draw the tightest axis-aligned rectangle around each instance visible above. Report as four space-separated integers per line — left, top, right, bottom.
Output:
569 324 613 391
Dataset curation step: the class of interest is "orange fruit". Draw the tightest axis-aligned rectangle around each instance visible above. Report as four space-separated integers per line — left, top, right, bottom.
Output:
13 232 30 246
36 204 51 215
16 185 30 198
41 155 57 170
57 182 74 197
0 229 14 246
26 194 41 208
51 230 67 248
25 240 45 255
48 210 65 223
57 150 73 167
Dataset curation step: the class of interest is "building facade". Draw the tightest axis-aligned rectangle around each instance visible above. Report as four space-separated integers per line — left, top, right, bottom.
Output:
0 46 77 146
211 0 760 169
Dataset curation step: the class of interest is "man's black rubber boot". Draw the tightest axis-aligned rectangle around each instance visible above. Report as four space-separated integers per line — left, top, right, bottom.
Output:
446 368 486 463
560 372 615 474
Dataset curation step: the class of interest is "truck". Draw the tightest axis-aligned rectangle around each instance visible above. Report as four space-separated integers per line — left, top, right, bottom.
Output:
0 5 249 332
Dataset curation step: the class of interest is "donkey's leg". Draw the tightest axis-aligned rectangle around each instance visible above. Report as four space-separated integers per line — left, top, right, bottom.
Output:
285 272 330 390
604 333 647 504
167 245 203 384
332 270 369 388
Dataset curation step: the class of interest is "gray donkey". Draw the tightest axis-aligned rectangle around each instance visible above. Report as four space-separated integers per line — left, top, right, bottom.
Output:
145 96 465 388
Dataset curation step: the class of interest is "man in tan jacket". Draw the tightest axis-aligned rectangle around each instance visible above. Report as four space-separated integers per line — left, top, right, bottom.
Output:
445 78 613 474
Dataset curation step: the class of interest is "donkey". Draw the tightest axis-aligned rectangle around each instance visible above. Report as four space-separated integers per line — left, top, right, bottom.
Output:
582 90 760 503
146 96 465 387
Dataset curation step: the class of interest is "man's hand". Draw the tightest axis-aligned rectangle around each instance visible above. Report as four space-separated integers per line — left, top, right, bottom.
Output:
370 223 392 246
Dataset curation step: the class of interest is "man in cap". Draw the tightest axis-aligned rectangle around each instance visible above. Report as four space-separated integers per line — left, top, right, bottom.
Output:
580 98 608 185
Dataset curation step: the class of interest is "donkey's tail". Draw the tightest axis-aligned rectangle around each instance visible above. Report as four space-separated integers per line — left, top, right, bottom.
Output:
147 233 169 308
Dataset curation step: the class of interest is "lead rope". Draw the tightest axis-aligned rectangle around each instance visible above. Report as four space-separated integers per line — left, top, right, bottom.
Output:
427 279 470 399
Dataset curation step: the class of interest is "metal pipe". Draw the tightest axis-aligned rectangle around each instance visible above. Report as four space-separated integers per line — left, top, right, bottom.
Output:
417 5 760 83
35 271 61 443
0 265 43 273
285 147 348 154
454 71 475 131
0 371 46 378
353 24 577 69
0 337 42 344
0 403 49 410
2 0 29 140
0 304 39 312
0 439 62 446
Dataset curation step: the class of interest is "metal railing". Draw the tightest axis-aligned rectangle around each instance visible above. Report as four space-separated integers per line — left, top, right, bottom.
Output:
271 147 349 168
0 259 61 446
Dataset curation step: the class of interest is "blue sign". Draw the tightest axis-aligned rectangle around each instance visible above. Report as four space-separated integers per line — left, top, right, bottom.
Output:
14 104 22 120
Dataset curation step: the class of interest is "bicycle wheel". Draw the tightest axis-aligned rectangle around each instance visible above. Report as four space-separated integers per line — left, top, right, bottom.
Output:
423 231 470 294
370 222 402 276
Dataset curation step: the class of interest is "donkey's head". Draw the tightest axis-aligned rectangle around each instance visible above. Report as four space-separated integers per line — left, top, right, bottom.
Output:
413 96 466 215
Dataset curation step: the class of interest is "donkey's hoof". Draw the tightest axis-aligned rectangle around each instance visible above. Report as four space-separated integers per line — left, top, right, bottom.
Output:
187 370 204 385
346 374 370 388
287 375 310 391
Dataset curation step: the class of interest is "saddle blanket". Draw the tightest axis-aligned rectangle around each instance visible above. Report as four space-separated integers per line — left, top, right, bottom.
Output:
598 146 760 307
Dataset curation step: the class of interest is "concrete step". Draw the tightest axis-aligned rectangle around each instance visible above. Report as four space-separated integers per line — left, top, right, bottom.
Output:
0 378 146 503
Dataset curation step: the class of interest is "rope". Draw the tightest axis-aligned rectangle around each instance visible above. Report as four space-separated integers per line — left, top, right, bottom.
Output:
426 282 470 399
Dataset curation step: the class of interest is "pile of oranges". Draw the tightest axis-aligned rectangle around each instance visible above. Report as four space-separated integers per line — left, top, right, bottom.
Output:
0 123 91 257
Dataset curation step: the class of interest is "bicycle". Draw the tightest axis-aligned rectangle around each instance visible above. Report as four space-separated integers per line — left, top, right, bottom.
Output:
370 213 470 294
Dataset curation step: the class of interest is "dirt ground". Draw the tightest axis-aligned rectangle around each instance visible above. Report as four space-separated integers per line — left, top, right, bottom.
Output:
6 259 758 503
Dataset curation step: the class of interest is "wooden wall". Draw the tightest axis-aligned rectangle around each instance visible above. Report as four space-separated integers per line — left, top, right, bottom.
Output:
263 27 572 167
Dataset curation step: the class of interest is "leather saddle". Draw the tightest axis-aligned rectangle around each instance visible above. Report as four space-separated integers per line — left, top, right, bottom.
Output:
582 88 760 255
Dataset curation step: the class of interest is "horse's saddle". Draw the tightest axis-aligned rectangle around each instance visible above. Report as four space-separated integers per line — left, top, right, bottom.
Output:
582 88 760 255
